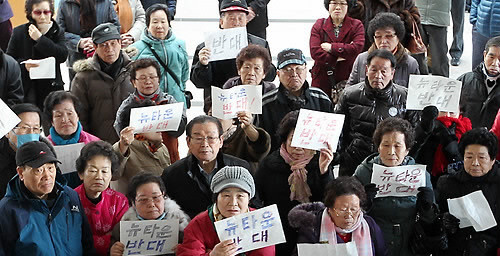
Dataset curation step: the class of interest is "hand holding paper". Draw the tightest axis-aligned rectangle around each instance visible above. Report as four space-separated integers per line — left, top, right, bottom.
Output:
447 190 497 231
21 57 56 79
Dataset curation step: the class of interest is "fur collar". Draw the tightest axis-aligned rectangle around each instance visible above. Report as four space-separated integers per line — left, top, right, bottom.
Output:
288 202 326 229
72 49 135 73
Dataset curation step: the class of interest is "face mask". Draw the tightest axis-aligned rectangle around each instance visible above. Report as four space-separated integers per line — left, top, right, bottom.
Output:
16 133 40 148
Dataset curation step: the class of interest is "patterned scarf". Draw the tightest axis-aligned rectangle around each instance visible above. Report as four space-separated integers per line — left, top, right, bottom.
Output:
319 208 373 256
279 144 314 203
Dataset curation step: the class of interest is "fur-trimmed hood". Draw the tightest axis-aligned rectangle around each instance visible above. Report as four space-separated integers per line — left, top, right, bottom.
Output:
122 197 191 231
72 49 135 73
288 202 325 229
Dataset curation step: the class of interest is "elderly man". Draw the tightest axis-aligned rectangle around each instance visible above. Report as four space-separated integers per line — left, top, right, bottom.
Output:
258 48 333 151
190 0 276 100
459 36 500 129
0 141 95 255
161 115 250 219
71 23 134 144
335 49 420 176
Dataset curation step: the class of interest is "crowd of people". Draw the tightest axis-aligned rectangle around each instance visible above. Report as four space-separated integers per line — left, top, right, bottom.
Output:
0 0 500 255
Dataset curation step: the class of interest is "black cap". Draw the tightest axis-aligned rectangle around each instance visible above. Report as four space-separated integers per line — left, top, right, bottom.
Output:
277 48 307 69
16 141 60 168
91 23 121 44
220 0 249 14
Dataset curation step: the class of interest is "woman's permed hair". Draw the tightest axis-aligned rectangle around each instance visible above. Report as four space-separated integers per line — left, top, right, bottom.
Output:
324 176 367 210
75 141 121 175
127 172 167 206
459 128 498 160
372 117 415 150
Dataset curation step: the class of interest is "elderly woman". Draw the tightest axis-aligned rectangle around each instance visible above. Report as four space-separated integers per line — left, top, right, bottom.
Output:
222 44 276 94
435 128 500 255
75 141 129 256
44 90 100 187
114 58 186 162
256 110 334 256
131 4 189 107
309 0 364 98
6 0 68 111
110 172 190 256
347 12 419 88
354 117 435 256
289 176 387 256
177 166 275 255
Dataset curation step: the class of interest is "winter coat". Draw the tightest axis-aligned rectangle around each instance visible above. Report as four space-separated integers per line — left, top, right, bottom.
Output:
288 202 388 256
0 174 96 255
310 16 365 95
335 80 420 173
70 51 135 144
131 30 189 106
435 162 500 256
255 150 334 256
347 44 420 88
190 33 277 99
0 49 23 106
246 0 270 37
113 0 146 42
257 82 334 151
177 206 275 256
162 153 250 219
75 185 129 256
56 0 120 69
222 76 276 95
110 196 191 254
113 90 187 137
354 154 433 256
458 63 500 129
491 109 500 160
471 0 500 38
415 0 451 27
111 138 171 195
6 21 67 109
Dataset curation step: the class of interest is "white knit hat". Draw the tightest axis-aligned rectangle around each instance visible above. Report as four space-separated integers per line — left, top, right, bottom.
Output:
210 166 255 198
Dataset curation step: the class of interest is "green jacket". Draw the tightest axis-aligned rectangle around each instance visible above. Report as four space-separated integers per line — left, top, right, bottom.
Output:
132 29 189 106
415 0 451 27
354 153 433 256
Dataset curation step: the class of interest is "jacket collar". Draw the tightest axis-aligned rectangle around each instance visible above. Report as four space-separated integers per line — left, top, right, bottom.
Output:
277 81 312 105
363 79 394 100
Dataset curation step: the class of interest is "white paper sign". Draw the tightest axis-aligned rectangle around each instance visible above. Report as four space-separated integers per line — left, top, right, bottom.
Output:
447 190 497 232
21 57 56 79
211 85 262 119
214 204 286 253
0 98 21 139
407 75 462 112
120 219 179 256
297 242 358 256
129 103 183 134
53 143 85 174
290 109 345 151
371 164 427 197
205 27 248 62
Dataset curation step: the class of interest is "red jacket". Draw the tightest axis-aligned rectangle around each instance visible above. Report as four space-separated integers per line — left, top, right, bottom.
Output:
75 185 129 256
491 109 500 160
309 15 365 95
177 209 275 256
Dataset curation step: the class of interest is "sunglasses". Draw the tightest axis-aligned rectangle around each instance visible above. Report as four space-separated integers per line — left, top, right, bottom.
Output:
32 10 52 16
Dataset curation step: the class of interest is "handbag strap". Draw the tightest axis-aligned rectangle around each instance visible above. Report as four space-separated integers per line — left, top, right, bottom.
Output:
412 20 422 38
143 41 182 88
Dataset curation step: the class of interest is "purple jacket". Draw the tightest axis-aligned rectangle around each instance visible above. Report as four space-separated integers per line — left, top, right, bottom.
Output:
288 202 388 256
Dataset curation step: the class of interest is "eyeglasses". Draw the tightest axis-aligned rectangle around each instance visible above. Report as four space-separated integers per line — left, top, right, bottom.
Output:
189 136 220 144
32 10 52 16
280 65 306 76
374 33 397 40
329 2 348 6
333 208 360 218
135 195 166 205
135 75 159 82
14 125 42 134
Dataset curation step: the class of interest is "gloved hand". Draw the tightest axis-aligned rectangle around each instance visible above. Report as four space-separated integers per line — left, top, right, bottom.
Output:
442 212 460 234
416 187 434 211
364 183 378 211
420 106 439 132
435 122 458 147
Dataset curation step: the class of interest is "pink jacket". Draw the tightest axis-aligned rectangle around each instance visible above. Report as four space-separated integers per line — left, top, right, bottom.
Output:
177 209 275 256
75 185 129 256
491 109 500 160
47 130 100 144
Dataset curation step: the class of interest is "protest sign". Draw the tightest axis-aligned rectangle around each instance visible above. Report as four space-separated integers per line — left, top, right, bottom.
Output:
371 164 427 197
129 102 183 134
290 109 344 151
21 57 56 79
214 204 286 253
448 190 497 231
407 75 462 112
205 27 248 62
0 98 21 139
297 242 358 256
120 219 179 256
211 85 262 119
53 143 85 174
